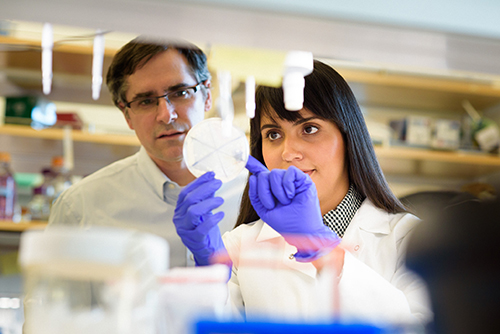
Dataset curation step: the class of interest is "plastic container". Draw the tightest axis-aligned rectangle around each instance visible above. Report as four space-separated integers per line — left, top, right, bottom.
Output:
0 152 16 220
158 264 231 334
19 226 169 334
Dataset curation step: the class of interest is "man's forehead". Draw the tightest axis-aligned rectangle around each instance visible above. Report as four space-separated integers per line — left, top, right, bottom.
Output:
125 51 195 96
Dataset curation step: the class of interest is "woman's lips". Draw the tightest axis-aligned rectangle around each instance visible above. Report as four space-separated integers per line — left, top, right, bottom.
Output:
301 169 315 176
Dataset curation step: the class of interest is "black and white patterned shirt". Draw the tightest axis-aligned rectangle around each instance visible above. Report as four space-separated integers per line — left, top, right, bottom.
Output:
323 185 365 238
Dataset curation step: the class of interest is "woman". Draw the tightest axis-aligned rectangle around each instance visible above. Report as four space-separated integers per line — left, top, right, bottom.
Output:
173 60 432 326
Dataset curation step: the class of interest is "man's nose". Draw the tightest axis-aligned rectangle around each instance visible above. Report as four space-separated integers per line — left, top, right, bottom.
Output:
156 98 177 124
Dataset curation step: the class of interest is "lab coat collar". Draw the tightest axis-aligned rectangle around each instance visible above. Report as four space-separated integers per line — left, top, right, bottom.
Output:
255 220 282 242
349 199 392 235
137 146 169 200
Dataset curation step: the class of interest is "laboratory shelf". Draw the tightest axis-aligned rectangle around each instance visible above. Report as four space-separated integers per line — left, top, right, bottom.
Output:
331 60 500 112
374 146 500 166
374 145 500 180
0 220 47 232
0 124 140 147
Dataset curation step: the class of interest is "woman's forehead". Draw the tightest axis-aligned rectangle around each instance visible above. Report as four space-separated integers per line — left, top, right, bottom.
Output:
260 108 316 125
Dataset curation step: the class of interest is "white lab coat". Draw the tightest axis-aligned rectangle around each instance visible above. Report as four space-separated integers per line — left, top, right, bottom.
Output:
222 199 432 326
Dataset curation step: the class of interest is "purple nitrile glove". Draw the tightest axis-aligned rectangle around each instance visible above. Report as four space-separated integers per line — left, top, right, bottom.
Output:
245 156 340 262
173 171 229 266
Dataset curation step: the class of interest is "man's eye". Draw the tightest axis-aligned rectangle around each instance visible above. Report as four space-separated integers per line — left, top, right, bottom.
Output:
171 89 190 99
304 125 319 134
137 98 156 106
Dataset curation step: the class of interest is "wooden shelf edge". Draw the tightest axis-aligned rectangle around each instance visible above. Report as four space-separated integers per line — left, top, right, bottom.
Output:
338 68 500 97
0 124 140 147
375 146 500 166
0 35 118 56
0 220 47 232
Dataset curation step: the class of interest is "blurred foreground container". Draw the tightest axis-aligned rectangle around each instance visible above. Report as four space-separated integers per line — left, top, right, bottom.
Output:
18 226 169 334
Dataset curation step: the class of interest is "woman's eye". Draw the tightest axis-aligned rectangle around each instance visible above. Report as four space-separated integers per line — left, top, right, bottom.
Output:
304 125 319 134
266 131 281 141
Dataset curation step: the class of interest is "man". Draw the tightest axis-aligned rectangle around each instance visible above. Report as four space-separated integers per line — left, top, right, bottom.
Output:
48 37 247 267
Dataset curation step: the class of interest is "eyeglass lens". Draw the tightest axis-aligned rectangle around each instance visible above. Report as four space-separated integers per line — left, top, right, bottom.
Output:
129 85 200 113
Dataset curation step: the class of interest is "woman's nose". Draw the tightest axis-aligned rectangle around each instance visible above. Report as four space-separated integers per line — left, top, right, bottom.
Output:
156 98 178 124
281 138 303 162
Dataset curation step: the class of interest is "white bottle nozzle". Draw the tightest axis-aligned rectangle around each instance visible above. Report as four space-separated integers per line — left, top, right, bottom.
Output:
245 75 256 119
282 51 313 111
41 23 53 95
283 72 305 111
92 31 105 100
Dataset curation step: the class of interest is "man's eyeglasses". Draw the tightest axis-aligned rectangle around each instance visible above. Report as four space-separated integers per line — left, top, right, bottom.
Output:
124 83 202 114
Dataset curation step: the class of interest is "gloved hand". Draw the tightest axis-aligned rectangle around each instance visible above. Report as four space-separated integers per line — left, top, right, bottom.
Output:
245 156 341 262
173 171 229 266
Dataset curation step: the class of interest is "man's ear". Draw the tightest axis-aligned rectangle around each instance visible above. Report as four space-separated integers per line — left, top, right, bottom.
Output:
203 80 212 112
119 103 134 130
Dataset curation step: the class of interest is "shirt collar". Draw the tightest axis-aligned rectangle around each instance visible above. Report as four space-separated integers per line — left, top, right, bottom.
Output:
323 185 365 237
136 146 170 200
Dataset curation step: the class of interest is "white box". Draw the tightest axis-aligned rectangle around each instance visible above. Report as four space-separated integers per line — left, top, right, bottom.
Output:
431 119 461 150
406 116 432 147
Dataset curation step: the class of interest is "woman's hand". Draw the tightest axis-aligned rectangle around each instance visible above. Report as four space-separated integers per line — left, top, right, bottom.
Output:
245 156 341 262
173 172 229 266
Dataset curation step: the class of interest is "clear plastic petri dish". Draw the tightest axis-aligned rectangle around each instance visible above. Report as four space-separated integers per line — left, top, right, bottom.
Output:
183 117 249 182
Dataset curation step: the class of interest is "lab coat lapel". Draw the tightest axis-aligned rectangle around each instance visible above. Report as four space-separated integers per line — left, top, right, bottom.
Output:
255 222 318 279
353 200 391 233
341 200 391 254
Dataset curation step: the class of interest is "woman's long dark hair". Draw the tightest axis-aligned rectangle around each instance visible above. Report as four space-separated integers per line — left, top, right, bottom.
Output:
235 60 406 228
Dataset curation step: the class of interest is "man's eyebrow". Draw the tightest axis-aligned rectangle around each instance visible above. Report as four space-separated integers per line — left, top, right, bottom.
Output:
168 83 192 91
130 83 193 101
130 91 155 101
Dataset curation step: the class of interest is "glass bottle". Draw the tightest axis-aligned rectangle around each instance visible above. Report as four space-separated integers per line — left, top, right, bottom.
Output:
49 156 72 202
27 186 51 221
0 152 16 221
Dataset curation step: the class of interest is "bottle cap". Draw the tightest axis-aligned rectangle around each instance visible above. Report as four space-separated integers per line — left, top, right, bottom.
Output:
0 152 11 163
52 156 64 167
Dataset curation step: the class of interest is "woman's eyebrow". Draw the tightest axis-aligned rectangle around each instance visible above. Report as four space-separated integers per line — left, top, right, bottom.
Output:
260 116 321 131
260 123 279 131
294 117 321 125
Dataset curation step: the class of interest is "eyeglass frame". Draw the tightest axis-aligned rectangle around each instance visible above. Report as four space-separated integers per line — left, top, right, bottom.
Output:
123 82 203 113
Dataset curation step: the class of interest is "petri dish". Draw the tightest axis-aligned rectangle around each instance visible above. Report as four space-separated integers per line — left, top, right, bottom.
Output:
183 117 249 182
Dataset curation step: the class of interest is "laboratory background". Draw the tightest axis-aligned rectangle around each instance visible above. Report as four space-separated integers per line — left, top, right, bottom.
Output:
1 0 500 333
